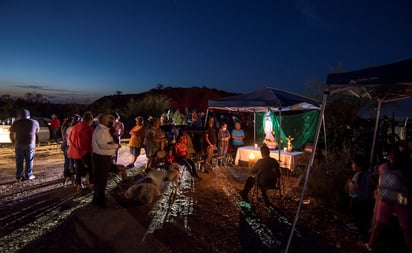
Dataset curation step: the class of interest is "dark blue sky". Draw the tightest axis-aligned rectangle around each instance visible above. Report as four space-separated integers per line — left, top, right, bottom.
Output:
1 0 411 103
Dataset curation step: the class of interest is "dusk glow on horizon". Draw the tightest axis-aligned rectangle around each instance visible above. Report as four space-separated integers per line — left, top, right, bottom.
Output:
1 0 411 103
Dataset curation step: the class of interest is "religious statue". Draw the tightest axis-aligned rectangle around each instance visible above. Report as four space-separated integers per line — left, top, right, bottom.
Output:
263 110 277 149
287 135 294 152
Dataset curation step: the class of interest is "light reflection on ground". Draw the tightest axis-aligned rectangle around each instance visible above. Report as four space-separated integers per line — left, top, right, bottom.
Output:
216 166 305 251
0 153 147 253
143 164 195 241
214 168 280 249
0 193 92 253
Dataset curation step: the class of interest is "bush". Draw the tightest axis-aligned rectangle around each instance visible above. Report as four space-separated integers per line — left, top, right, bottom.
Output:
305 147 354 210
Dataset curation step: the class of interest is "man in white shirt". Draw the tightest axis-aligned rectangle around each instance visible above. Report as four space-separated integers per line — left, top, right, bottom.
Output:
91 114 121 207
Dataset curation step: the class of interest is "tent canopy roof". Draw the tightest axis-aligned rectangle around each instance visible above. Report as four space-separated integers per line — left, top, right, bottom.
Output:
208 87 320 112
326 58 412 103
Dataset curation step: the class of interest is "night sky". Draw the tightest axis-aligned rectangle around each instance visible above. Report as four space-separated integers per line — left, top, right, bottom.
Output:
1 0 411 103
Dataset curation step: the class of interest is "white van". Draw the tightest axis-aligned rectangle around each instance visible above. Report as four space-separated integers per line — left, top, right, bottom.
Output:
0 117 51 144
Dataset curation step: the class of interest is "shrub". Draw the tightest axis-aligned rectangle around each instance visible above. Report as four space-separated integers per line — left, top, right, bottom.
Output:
305 147 353 210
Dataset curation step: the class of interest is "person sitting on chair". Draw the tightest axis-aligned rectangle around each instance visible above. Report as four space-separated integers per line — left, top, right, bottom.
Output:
239 145 281 201
174 134 201 179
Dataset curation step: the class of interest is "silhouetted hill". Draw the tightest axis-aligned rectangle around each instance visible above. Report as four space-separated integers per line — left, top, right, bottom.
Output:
0 87 239 121
91 86 239 113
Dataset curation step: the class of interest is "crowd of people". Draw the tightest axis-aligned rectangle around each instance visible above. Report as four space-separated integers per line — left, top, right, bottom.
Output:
9 109 249 206
8 108 412 252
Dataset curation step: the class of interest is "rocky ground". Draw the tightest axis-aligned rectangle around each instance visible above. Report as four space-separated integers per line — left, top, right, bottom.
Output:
0 142 408 253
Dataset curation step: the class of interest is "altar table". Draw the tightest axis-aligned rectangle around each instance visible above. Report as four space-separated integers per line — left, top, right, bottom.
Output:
234 146 304 171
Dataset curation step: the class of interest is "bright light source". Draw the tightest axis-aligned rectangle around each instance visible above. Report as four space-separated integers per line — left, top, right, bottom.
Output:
248 153 256 168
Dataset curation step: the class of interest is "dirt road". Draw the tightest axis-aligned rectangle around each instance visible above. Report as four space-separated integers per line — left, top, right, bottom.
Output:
0 143 407 253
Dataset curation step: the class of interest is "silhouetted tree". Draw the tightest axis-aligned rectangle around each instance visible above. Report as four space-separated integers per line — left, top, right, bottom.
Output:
0 94 18 118
126 94 170 120
24 91 48 104
89 98 113 115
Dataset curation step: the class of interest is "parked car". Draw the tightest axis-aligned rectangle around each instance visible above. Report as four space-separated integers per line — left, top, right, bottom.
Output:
31 117 52 143
0 117 51 144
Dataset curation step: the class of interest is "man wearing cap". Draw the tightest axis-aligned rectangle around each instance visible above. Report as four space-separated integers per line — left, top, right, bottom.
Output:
9 109 40 181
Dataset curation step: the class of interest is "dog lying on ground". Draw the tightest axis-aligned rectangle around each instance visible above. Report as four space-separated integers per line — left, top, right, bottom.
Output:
123 176 161 204
122 163 181 204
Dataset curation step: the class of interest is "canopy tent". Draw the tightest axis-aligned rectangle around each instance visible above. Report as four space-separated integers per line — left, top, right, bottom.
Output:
208 87 319 113
285 58 412 252
208 87 321 149
358 98 412 121
326 58 412 164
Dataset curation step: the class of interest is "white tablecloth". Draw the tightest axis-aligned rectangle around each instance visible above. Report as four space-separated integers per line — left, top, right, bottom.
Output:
234 146 304 171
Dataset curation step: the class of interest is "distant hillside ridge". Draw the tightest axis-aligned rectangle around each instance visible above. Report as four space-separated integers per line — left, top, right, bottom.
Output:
91 86 239 113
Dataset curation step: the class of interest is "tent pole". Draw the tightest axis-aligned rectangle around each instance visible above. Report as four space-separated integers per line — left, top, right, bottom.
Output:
322 113 328 171
285 90 329 253
279 108 282 163
253 111 256 144
370 99 382 165
205 108 210 127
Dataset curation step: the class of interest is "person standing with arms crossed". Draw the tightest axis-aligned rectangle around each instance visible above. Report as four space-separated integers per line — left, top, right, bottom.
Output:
9 109 40 181
231 121 245 156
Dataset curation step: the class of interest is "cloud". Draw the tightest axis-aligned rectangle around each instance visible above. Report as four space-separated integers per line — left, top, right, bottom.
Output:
2 81 84 95
0 81 99 103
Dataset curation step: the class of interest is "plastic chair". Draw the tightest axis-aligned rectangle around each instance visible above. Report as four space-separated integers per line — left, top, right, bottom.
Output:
254 174 282 205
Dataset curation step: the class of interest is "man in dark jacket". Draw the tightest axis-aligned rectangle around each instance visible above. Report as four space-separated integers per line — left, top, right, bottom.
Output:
239 145 280 201
204 117 217 170
9 109 40 181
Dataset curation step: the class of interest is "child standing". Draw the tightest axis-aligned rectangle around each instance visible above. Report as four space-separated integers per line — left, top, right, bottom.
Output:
345 155 370 237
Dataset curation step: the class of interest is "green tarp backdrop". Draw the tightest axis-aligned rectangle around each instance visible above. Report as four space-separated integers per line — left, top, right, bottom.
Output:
255 110 319 150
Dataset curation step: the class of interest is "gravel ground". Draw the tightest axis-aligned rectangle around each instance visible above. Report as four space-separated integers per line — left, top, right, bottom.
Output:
0 142 408 253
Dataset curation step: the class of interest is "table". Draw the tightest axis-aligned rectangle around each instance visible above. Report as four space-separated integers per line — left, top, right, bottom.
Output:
234 146 304 171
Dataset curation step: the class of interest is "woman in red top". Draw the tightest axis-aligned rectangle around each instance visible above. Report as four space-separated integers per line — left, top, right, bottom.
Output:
174 134 200 179
68 112 94 190
50 114 61 143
